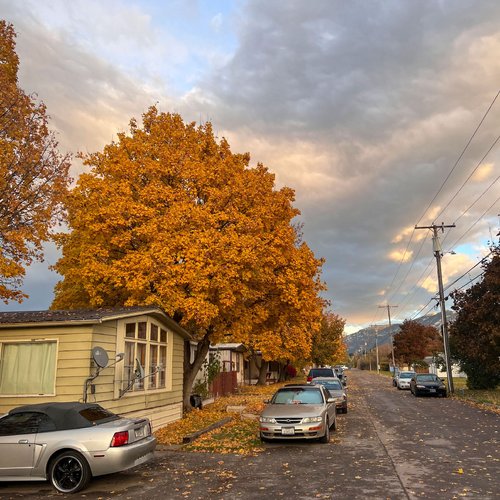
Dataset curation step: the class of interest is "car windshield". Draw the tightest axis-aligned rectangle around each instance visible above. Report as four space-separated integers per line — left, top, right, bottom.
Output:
417 374 438 382
316 381 342 390
311 369 334 377
399 372 415 379
272 388 324 404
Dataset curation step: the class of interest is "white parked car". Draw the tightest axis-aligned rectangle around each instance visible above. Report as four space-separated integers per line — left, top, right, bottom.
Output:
397 371 416 390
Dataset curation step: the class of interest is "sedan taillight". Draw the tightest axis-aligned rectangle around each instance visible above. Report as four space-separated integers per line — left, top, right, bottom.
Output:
111 431 129 447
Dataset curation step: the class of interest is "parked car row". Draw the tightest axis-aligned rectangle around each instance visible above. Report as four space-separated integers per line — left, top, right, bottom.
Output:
392 370 447 398
259 366 349 444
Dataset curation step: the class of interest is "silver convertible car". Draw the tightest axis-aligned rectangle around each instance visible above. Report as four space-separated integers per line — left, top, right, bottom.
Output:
259 384 336 443
0 402 156 494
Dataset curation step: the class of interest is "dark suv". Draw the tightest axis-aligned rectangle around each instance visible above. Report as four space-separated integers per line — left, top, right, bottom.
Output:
307 367 336 382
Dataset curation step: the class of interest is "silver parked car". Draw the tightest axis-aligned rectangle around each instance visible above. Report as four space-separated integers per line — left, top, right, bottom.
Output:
0 402 157 494
397 371 416 390
311 377 348 413
259 384 336 443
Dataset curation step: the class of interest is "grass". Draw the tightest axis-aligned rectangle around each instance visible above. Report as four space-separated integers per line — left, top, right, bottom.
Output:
447 377 500 409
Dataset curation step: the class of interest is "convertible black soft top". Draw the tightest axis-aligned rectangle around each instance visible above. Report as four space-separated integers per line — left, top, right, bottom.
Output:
9 402 120 430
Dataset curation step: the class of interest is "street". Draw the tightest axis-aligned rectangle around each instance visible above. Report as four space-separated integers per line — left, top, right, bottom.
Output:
1 370 498 499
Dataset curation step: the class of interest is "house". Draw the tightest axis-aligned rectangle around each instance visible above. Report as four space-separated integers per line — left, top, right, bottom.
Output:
191 342 246 398
210 343 246 384
424 356 467 379
0 307 191 430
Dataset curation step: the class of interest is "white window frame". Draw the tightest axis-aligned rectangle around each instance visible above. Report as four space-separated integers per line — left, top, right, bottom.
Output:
114 316 173 398
0 339 58 397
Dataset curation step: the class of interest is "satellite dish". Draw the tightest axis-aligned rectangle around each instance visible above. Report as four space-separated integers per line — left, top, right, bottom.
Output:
135 358 145 379
92 346 109 368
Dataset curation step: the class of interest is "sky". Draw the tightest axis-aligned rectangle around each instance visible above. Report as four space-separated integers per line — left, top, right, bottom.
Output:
1 0 499 334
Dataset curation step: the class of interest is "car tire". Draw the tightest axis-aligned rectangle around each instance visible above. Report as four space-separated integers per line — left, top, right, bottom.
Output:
331 417 337 431
48 450 92 494
414 391 419 397
343 407 348 414
259 432 269 442
320 418 330 443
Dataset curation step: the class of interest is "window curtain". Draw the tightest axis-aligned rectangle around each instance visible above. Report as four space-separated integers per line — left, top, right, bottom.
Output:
0 342 57 395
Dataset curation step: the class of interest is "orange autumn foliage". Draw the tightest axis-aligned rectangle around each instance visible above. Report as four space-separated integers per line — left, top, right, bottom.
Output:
0 21 71 303
51 107 325 406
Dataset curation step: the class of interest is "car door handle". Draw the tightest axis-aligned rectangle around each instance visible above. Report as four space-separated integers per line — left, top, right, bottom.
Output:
18 439 30 444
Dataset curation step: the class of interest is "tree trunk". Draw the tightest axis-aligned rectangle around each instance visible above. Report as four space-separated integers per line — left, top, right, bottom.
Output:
183 331 211 413
256 360 268 385
279 362 287 382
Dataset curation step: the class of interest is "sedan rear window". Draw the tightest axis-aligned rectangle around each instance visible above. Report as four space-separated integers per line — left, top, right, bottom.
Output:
273 388 324 404
79 406 119 425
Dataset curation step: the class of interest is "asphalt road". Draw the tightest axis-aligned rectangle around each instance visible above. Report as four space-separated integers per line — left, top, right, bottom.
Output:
1 370 498 499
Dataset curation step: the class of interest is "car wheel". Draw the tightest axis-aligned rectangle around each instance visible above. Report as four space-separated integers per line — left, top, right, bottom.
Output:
331 416 337 431
343 407 348 414
49 450 92 494
320 418 330 443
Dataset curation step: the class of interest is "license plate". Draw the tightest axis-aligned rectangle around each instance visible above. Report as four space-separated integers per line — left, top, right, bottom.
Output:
429 389 436 393
281 427 295 435
135 426 145 438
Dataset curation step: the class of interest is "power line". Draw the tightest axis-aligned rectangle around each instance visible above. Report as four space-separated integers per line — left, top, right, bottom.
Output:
433 133 500 223
384 92 500 309
442 251 493 293
446 272 485 295
445 195 500 251
415 90 500 226
452 175 500 226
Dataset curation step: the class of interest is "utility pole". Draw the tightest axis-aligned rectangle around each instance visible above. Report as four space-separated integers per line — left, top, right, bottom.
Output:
415 222 455 394
370 324 380 375
379 304 397 371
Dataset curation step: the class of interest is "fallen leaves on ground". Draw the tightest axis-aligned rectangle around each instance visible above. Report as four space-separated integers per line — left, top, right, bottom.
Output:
155 380 296 450
186 415 263 455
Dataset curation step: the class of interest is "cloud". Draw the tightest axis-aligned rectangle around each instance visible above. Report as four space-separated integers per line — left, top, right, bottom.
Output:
388 249 413 263
1 0 499 330
472 162 494 182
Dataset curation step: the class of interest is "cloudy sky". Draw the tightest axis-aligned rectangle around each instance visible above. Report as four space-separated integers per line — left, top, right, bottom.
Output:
1 0 499 333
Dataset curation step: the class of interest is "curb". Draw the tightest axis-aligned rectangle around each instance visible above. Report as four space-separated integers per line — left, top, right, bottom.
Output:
182 416 233 444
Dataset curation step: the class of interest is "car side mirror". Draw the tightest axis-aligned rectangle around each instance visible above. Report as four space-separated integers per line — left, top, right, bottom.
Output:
327 398 335 403
264 399 270 404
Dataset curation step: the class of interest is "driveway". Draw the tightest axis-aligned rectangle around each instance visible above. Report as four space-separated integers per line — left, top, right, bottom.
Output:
1 370 498 499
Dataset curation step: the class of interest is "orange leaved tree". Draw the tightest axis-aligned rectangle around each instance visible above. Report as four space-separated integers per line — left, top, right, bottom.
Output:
52 107 324 410
0 21 71 303
310 312 346 367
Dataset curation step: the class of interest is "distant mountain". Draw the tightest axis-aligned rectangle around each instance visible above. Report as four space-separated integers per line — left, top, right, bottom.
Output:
344 311 456 355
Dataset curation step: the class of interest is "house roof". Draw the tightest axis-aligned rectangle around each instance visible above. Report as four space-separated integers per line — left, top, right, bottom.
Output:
210 343 246 352
0 306 192 339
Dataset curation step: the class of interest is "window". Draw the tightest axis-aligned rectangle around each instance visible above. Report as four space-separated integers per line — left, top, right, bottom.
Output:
121 320 169 394
0 341 57 396
79 406 119 424
0 412 57 435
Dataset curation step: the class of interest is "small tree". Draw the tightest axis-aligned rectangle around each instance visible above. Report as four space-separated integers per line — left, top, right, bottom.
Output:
450 245 500 389
0 21 71 302
310 312 346 366
393 319 443 367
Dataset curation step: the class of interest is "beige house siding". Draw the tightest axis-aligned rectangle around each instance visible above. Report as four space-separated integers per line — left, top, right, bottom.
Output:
0 309 189 429
0 325 94 411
